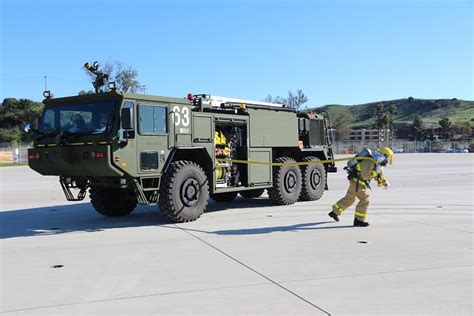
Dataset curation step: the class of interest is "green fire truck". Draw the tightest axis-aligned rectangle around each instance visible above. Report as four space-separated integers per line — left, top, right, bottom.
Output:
28 64 336 222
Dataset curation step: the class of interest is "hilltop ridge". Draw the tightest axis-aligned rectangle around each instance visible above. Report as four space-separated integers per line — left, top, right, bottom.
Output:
310 98 474 128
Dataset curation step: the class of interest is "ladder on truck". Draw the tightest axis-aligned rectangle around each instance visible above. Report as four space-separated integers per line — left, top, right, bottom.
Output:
192 94 286 109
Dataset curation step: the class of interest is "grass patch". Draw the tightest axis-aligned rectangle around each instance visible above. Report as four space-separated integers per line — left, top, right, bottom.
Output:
0 163 28 167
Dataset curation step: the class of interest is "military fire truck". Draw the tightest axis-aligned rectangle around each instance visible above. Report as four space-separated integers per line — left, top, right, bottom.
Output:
28 64 336 222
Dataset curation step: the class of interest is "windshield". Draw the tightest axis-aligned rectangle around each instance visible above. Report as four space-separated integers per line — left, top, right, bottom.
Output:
39 100 116 135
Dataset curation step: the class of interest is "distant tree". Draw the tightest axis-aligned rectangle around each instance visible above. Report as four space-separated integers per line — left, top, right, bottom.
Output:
374 103 388 144
286 90 308 110
0 129 21 144
0 98 44 143
386 104 397 143
426 128 438 141
263 95 279 103
407 96 414 102
332 111 354 141
264 90 308 110
454 121 471 141
78 90 94 95
439 117 454 141
374 103 387 129
84 60 141 93
410 113 425 141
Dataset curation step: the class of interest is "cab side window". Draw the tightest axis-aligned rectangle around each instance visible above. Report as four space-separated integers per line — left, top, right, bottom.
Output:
122 101 136 139
40 109 55 131
138 104 167 134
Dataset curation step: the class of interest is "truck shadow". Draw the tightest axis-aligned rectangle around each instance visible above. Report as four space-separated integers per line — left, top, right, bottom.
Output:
0 197 281 240
173 221 353 236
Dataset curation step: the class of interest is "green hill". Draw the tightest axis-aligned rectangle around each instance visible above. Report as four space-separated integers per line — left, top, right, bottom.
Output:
311 98 474 128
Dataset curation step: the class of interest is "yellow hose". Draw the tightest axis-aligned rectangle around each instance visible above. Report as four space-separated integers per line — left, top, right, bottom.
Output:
217 156 377 167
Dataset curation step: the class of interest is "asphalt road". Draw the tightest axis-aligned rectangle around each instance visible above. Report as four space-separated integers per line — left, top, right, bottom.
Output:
1 153 472 315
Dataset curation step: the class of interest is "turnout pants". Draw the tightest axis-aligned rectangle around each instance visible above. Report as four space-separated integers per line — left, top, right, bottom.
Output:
332 180 370 221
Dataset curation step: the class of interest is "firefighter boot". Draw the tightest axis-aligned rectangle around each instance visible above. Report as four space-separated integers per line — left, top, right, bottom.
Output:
328 211 339 222
354 218 370 227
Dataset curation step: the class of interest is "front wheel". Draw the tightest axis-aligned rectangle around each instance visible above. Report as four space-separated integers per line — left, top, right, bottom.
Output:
159 160 209 223
90 187 137 217
268 157 302 205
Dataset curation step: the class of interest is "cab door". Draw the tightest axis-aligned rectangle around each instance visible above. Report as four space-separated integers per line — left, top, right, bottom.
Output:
136 102 169 174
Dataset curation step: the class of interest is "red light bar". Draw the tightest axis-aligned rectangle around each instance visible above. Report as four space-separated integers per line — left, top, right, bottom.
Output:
186 93 193 100
28 153 40 160
91 151 105 159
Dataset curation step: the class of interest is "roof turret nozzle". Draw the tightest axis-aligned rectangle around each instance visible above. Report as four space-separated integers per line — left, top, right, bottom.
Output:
84 61 109 93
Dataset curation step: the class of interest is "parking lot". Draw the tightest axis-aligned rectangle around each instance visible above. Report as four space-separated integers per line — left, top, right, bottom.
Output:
0 153 472 315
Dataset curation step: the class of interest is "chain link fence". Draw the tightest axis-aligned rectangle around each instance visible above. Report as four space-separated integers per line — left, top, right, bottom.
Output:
0 143 32 163
331 140 472 155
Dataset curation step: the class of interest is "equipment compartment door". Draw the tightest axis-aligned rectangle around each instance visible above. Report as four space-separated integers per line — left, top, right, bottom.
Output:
248 149 271 186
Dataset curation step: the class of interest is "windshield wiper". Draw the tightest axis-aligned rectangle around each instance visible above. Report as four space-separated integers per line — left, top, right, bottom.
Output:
85 130 106 135
36 128 61 140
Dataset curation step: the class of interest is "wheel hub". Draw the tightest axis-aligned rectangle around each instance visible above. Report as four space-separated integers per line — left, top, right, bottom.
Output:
310 169 321 190
284 170 297 193
180 178 200 206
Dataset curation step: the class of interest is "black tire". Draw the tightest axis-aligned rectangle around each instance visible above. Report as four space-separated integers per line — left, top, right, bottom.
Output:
299 156 326 201
210 192 238 203
268 157 302 205
159 160 209 223
90 187 137 217
240 189 265 199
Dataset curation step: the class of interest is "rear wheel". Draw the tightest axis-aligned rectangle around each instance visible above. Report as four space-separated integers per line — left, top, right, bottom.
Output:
240 189 265 199
159 160 209 223
210 192 238 202
300 156 326 201
90 187 137 217
268 157 302 205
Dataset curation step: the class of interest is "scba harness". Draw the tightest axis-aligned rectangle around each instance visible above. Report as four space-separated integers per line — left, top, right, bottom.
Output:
344 148 387 190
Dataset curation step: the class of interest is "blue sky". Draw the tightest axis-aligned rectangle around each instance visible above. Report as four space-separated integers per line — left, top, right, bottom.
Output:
1 0 472 106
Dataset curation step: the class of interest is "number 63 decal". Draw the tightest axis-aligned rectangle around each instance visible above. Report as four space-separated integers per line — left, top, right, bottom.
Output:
172 106 190 127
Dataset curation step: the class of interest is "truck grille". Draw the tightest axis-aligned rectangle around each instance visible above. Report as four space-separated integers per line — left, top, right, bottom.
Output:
309 120 325 146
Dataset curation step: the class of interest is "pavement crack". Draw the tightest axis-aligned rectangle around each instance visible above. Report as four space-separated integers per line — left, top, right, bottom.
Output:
174 224 332 316
376 214 473 234
279 264 473 284
0 282 270 314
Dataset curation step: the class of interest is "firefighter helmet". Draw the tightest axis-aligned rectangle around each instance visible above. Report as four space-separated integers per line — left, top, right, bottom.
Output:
378 147 394 165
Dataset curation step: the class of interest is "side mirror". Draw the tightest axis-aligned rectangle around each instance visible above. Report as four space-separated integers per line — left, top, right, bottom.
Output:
117 128 128 145
24 123 32 133
121 108 134 130
23 119 38 133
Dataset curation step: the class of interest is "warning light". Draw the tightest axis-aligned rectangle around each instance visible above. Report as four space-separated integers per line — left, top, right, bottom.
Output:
90 151 105 159
186 93 193 100
28 153 40 160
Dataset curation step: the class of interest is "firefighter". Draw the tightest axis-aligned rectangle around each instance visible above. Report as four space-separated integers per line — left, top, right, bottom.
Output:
328 147 394 227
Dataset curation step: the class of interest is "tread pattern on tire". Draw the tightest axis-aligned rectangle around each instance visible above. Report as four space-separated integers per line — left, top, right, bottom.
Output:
268 157 302 205
159 160 209 223
300 156 326 201
90 187 137 217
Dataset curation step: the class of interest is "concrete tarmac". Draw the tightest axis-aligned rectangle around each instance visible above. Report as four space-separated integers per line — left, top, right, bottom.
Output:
0 153 472 315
